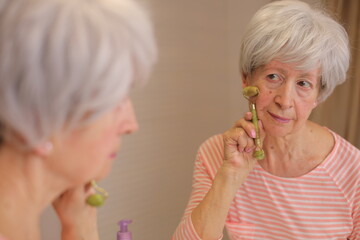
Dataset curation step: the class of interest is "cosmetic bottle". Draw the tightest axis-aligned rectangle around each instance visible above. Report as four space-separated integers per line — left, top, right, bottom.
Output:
117 219 132 240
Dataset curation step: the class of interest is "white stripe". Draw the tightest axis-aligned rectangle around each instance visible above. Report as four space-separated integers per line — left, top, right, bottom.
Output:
235 200 351 217
232 205 351 224
240 184 348 199
234 191 350 206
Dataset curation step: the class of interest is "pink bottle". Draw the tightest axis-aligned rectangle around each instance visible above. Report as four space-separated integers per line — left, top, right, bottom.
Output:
117 219 132 240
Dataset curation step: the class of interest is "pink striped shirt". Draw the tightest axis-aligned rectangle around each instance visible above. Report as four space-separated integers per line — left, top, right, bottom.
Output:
173 130 360 240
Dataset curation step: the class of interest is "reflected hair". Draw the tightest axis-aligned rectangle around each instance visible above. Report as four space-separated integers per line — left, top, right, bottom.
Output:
239 0 349 102
0 0 157 148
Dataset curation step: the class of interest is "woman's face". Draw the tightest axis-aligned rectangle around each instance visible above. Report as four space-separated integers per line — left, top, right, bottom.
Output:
243 60 320 137
49 97 138 185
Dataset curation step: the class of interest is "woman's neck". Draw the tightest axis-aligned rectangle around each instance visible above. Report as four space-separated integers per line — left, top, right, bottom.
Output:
0 144 65 240
259 121 334 178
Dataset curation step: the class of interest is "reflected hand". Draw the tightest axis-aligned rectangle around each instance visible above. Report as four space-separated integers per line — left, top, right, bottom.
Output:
53 183 100 240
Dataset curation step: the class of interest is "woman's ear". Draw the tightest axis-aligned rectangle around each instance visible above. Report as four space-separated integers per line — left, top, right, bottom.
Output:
33 141 53 157
313 100 318 109
242 72 249 88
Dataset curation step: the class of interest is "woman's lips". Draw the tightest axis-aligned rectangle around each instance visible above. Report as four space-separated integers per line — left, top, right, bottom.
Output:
268 111 291 123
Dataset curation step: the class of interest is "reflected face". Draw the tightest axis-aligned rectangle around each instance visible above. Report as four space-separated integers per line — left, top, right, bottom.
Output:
243 60 320 137
50 97 138 184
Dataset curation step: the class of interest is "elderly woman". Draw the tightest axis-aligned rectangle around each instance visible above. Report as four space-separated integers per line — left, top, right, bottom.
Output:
173 1 360 239
0 0 156 240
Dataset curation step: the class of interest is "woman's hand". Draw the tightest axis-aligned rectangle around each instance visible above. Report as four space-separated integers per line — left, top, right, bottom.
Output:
190 113 266 239
53 183 100 240
222 112 265 175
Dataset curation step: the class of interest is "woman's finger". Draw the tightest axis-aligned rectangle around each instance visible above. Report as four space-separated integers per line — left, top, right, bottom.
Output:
224 126 255 154
234 117 256 139
244 112 252 121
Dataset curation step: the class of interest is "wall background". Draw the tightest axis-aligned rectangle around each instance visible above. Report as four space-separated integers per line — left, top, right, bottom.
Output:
40 1 270 239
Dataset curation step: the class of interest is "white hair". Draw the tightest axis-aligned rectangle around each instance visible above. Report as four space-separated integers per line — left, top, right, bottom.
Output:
0 0 157 148
239 0 350 102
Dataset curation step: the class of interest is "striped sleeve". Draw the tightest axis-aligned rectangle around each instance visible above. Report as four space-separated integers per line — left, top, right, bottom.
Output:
349 185 360 239
344 150 360 239
340 139 360 239
172 135 224 240
322 133 360 239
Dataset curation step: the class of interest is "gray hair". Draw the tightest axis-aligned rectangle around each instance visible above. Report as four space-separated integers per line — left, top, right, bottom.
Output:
0 0 157 148
239 0 350 102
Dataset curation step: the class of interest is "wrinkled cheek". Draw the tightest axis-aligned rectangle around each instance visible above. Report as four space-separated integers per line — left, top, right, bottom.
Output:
254 98 269 118
298 101 316 118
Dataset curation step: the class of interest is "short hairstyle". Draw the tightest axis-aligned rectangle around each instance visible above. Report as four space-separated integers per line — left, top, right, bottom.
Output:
0 0 157 148
239 0 350 102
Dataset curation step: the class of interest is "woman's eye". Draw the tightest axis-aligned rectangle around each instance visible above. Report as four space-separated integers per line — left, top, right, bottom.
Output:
297 80 312 88
267 74 280 81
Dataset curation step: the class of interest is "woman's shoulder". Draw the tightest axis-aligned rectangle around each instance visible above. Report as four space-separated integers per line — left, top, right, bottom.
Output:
329 129 360 158
321 129 360 200
310 121 360 161
322 128 360 180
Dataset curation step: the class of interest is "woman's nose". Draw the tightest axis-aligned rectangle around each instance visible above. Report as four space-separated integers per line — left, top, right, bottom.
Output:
274 84 294 110
118 98 139 135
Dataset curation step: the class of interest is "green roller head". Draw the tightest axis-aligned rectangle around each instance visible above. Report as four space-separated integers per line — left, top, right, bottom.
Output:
243 86 260 98
86 193 106 207
86 180 108 207
254 149 265 160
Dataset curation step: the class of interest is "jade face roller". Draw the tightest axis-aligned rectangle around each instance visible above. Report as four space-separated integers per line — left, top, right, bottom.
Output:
242 86 265 160
86 180 109 207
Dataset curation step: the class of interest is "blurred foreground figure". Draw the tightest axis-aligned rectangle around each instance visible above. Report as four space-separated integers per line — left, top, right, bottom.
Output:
0 0 156 239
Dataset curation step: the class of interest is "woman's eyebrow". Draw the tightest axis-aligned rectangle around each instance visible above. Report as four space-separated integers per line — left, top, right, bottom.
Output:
262 67 288 75
263 67 318 80
298 72 320 83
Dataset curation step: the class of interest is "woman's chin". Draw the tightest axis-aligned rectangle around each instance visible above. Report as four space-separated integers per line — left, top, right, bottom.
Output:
264 125 294 138
93 163 113 181
98 168 112 180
